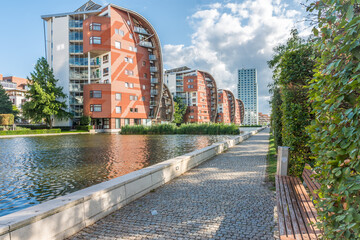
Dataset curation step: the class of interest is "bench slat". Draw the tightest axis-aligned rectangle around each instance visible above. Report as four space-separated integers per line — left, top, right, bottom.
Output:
276 175 287 238
278 175 295 237
302 170 319 199
285 176 310 240
292 177 321 239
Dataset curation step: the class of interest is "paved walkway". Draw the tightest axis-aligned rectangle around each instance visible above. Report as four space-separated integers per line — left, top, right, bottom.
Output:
69 129 276 240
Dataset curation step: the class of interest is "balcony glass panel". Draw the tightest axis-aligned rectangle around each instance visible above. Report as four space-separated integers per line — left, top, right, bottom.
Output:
69 31 83 41
150 67 157 72
139 41 153 48
69 44 83 53
149 55 156 60
69 20 83 28
134 26 149 35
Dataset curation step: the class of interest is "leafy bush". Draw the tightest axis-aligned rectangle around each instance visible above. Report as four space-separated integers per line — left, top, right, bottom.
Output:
0 114 14 126
0 129 61 135
120 123 240 135
76 125 93 131
307 1 360 238
80 115 91 126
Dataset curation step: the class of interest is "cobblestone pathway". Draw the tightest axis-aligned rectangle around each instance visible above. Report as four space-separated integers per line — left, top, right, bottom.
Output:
69 128 276 240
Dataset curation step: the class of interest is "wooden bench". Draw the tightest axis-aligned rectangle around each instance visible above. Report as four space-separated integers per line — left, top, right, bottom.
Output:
276 165 321 240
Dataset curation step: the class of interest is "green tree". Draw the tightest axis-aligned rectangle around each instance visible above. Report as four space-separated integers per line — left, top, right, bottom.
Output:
12 105 20 122
0 85 13 114
23 57 70 128
172 96 187 125
307 1 360 238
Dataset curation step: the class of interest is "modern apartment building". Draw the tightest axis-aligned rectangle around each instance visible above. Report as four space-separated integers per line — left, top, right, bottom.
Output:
41 1 172 130
0 74 29 111
238 68 258 125
215 89 235 124
164 67 217 123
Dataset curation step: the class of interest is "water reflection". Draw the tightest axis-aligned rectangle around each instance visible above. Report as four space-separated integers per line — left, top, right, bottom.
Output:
0 134 234 217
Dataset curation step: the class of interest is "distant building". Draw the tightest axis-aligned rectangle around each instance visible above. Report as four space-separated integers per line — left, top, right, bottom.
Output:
215 89 235 124
0 74 29 111
164 67 218 123
258 112 270 126
41 1 173 131
238 68 258 125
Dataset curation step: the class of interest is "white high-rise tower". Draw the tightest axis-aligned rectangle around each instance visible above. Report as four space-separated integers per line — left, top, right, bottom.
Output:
237 68 258 125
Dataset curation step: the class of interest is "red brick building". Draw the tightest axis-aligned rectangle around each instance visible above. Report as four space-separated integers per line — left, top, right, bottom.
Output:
216 89 236 124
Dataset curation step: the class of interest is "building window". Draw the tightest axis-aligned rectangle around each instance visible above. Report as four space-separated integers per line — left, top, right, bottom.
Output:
104 118 109 129
90 23 101 31
103 55 109 64
129 83 134 88
125 57 133 63
90 104 102 112
188 85 193 89
142 85 146 90
116 93 121 100
127 20 131 26
144 73 147 78
125 82 129 88
129 46 137 52
115 118 121 129
129 34 133 39
130 108 133 112
141 96 145 101
130 95 138 101
125 70 134 76
90 90 102 98
115 41 121 49
90 37 101 44
103 67 109 76
116 106 121 113
115 28 124 36
134 108 138 112
188 79 193 82
142 61 146 66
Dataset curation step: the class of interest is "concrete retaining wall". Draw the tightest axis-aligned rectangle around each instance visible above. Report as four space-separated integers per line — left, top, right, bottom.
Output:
0 127 265 240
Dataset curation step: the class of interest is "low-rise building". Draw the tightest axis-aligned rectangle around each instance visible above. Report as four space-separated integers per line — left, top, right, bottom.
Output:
0 74 29 111
258 112 270 126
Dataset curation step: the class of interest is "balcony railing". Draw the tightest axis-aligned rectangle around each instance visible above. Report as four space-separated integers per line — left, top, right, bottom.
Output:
151 90 158 95
176 76 183 80
134 26 149 35
151 78 158 84
176 82 183 86
150 101 157 106
205 78 212 82
149 55 156 61
0 81 17 89
150 67 158 72
139 41 153 48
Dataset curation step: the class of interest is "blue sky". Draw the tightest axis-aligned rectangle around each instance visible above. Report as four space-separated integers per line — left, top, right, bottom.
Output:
0 0 308 114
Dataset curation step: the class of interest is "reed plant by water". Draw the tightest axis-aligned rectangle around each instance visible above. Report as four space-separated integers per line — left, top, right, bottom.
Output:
120 123 240 135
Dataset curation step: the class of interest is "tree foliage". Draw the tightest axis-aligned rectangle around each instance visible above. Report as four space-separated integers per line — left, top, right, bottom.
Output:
268 30 315 176
172 96 187 125
307 1 360 238
0 85 13 114
22 57 70 128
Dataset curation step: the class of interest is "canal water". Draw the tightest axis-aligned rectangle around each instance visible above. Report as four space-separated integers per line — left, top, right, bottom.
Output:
0 133 245 217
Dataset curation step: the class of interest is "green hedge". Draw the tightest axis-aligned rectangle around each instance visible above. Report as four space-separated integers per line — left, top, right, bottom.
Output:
121 123 241 135
0 129 61 135
76 125 92 131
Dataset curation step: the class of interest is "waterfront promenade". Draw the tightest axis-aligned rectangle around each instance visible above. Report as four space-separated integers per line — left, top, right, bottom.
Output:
69 129 275 239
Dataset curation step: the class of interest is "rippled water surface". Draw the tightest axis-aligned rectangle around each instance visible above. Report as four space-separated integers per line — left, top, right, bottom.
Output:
0 133 253 217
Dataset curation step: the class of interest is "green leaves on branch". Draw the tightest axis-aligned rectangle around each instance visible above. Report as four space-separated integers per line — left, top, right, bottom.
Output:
22 57 71 128
172 96 187 125
307 1 360 239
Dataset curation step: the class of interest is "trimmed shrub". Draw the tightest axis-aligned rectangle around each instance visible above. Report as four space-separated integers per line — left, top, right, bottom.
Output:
0 114 14 126
80 115 91 126
120 123 240 135
76 125 93 131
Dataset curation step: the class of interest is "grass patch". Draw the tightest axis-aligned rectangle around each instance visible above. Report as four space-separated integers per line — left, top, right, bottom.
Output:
0 129 61 135
266 131 277 190
120 123 241 135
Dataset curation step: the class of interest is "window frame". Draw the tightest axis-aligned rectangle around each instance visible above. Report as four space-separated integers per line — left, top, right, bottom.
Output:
90 36 101 45
90 23 101 31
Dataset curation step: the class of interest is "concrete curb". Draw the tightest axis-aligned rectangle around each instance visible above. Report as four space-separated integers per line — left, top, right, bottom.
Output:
0 127 266 240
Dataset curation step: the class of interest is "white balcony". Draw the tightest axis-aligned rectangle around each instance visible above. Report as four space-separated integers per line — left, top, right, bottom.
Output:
139 41 153 48
150 67 158 72
134 26 149 35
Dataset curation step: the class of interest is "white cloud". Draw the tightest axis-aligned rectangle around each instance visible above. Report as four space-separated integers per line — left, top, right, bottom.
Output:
163 0 308 114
